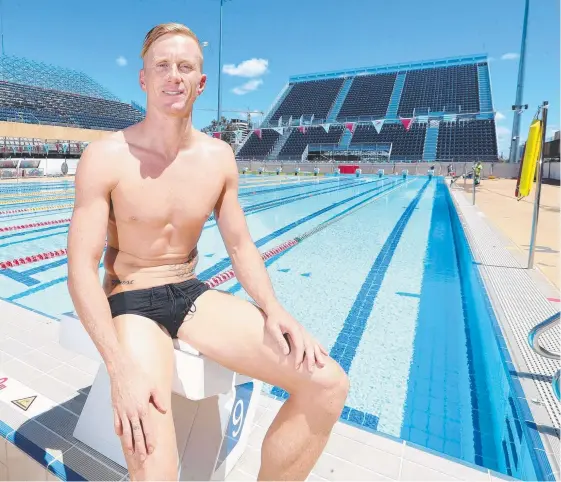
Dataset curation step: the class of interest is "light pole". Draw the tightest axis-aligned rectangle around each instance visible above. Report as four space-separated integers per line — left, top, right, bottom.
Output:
508 0 530 164
217 0 225 125
0 0 5 56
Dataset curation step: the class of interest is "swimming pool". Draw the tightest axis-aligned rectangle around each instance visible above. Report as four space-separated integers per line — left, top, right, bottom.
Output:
0 174 552 480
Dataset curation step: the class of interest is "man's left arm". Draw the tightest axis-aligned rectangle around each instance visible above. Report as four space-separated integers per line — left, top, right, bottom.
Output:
213 149 282 317
213 148 327 369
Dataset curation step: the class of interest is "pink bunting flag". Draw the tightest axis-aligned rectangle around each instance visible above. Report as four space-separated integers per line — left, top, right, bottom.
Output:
212 132 221 139
298 126 307 134
345 122 355 133
400 117 413 131
254 129 262 139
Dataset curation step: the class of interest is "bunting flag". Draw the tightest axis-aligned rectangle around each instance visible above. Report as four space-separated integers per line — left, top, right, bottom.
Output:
298 126 307 134
212 132 221 139
254 129 262 139
400 117 413 131
429 120 440 128
321 124 330 133
345 122 355 133
373 119 384 133
43 144 49 153
25 144 32 154
272 127 284 135
62 143 69 153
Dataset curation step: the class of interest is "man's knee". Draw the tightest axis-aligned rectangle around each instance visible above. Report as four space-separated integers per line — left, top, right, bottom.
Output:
306 360 349 414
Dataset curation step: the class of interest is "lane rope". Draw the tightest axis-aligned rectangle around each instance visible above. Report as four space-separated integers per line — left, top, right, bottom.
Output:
205 179 406 288
0 203 74 216
0 218 71 233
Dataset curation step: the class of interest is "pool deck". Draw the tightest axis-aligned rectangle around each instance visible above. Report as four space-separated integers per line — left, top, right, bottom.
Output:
0 175 558 481
457 178 560 291
0 299 511 482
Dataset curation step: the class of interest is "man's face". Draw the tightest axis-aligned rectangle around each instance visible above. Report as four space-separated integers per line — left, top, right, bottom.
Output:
140 33 206 117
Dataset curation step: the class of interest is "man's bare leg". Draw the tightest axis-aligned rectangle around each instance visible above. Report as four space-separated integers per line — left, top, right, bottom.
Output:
179 290 350 481
112 314 178 481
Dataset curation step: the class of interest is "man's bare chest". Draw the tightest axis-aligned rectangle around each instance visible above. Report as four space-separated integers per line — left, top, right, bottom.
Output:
110 165 223 230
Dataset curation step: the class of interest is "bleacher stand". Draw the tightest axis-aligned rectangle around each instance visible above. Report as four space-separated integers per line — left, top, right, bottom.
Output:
0 82 143 130
350 123 427 161
269 78 345 124
240 56 499 163
0 55 144 131
279 126 345 159
237 130 281 159
436 119 498 161
337 73 396 120
397 65 479 117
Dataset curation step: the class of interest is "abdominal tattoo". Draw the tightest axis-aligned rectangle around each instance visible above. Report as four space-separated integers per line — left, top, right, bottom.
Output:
169 248 199 280
111 279 134 285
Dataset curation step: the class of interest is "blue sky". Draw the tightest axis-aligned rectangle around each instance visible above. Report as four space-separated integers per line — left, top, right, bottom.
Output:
3 0 559 156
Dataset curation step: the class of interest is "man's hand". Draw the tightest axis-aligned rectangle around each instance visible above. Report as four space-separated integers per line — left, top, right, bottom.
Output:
265 304 329 372
109 360 167 463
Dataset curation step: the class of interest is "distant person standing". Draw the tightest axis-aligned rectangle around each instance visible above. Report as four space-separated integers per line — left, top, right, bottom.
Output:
473 161 483 186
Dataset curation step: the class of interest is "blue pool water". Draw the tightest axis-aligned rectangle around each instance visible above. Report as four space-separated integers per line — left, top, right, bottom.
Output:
0 174 551 480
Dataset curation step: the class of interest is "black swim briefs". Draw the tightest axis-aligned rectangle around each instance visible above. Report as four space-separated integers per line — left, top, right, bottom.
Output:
107 278 211 338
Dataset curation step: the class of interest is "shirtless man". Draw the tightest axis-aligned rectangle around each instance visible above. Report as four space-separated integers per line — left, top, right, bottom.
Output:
66 23 349 481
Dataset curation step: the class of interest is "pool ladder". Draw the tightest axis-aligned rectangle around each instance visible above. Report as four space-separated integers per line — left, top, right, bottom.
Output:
527 312 560 400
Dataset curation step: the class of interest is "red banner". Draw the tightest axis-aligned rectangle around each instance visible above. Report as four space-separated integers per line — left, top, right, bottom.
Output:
345 122 355 133
400 117 413 131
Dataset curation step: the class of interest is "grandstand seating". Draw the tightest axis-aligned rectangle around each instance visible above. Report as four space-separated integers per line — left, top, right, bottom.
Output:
336 73 397 120
436 119 498 160
240 55 499 162
269 79 344 124
0 81 144 131
237 129 280 158
397 65 479 117
350 123 427 160
0 54 119 101
279 126 345 159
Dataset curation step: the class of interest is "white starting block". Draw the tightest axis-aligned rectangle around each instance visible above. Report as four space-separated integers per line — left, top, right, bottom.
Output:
58 314 262 480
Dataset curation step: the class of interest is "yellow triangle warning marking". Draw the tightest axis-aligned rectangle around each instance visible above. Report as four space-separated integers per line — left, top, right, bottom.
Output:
11 395 36 411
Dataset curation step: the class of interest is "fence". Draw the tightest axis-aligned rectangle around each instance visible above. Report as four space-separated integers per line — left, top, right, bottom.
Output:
235 159 522 178
0 158 78 179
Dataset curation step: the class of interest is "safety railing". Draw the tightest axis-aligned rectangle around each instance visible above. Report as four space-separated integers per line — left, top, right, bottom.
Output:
527 312 560 400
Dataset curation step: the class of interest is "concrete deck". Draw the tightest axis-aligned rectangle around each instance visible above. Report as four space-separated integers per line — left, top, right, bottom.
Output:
457 178 560 291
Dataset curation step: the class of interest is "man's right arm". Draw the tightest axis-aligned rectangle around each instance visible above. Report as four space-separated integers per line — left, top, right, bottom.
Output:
66 141 126 376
